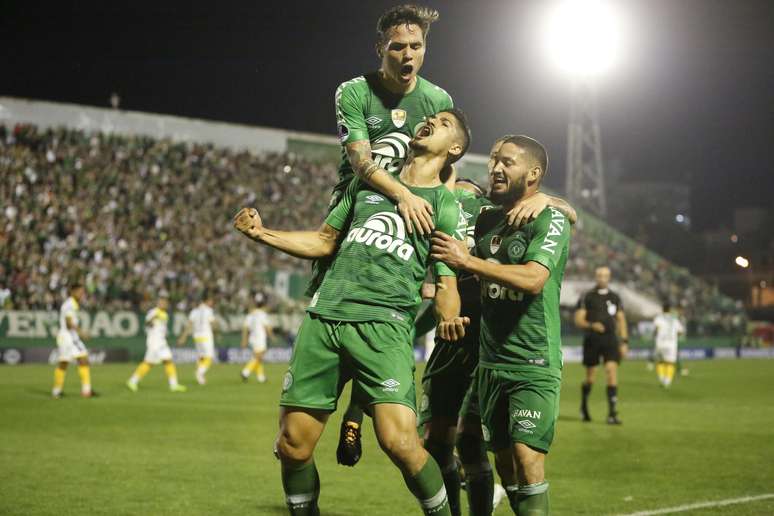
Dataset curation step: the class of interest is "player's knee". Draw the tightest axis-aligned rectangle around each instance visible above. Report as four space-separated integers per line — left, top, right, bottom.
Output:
377 429 422 464
275 429 313 465
514 444 545 484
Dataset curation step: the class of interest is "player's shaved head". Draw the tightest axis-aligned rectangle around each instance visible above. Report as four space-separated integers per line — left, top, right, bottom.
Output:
595 266 611 288
502 135 548 183
376 4 439 46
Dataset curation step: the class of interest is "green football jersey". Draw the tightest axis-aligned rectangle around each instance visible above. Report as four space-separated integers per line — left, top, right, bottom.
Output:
474 206 571 376
334 73 453 193
307 175 460 326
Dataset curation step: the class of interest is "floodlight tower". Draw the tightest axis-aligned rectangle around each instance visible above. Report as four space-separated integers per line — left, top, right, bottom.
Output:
544 0 623 217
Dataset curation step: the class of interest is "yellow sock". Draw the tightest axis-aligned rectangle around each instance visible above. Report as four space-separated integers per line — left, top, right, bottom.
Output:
197 357 212 375
78 364 92 394
256 362 265 378
164 362 179 387
665 363 676 385
53 367 66 393
656 362 665 380
134 362 152 380
243 359 258 375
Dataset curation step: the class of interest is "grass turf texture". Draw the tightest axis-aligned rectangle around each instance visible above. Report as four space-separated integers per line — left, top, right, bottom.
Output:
1 360 773 515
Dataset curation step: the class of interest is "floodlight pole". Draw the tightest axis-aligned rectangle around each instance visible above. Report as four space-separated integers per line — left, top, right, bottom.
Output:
565 80 607 216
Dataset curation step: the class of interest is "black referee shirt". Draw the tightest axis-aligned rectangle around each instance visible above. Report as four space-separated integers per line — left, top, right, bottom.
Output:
576 288 624 339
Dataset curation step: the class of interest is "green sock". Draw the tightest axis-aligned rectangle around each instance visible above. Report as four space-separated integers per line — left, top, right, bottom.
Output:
457 433 493 516
403 457 451 516
281 461 320 516
426 441 460 516
515 481 549 516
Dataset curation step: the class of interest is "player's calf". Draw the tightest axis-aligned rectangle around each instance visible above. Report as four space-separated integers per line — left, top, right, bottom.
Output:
374 403 451 516
457 429 493 516
424 419 461 516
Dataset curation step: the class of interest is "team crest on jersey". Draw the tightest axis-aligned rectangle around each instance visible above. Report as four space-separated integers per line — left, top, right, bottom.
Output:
391 109 407 128
490 236 502 254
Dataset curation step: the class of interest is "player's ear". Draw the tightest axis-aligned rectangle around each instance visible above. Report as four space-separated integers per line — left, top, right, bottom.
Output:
447 142 463 161
375 41 384 58
529 165 542 184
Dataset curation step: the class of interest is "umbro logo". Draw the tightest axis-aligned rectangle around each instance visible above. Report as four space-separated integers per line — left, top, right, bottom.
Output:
381 378 400 392
365 194 384 204
517 420 536 431
366 116 382 128
462 210 473 220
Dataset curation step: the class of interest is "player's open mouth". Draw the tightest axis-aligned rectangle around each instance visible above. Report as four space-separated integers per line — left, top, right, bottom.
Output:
400 64 414 78
416 123 433 138
491 174 507 186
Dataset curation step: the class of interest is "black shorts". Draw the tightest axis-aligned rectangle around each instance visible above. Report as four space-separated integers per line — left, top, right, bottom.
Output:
582 336 620 366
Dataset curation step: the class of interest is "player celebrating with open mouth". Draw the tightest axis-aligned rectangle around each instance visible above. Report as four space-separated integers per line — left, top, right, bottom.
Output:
235 110 471 516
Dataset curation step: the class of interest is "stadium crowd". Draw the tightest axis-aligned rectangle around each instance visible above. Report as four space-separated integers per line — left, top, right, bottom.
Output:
1 123 745 336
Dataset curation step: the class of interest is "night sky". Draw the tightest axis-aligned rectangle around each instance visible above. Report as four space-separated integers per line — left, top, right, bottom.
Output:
2 0 773 233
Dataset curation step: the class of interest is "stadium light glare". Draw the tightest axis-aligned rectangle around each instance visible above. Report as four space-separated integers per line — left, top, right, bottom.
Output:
735 256 750 268
543 0 624 78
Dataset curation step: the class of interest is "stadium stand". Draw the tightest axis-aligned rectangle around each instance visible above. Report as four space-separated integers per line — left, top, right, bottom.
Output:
0 106 746 339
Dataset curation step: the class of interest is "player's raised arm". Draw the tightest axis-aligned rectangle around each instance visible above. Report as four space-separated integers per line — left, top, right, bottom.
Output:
233 207 340 259
345 139 435 236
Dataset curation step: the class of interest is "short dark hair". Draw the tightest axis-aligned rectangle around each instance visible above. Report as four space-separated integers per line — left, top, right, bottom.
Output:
441 107 471 165
663 301 672 312
502 135 548 182
202 289 213 301
69 282 84 293
376 5 439 46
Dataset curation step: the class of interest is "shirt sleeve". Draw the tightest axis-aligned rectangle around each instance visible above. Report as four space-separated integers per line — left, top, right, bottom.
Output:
243 314 251 330
614 293 624 312
432 193 462 278
335 80 368 144
523 207 571 273
325 178 360 231
145 309 156 324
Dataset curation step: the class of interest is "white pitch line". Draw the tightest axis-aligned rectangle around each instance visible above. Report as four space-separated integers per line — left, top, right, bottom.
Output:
616 493 774 516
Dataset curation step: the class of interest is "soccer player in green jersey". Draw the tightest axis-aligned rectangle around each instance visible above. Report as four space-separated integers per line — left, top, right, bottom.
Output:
323 4 456 467
431 135 571 516
234 109 473 516
418 138 577 516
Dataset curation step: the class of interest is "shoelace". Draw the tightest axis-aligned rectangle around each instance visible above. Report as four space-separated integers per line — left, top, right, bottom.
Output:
343 424 360 444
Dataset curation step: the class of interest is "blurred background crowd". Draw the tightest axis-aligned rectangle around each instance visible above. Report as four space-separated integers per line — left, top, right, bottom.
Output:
1 123 745 337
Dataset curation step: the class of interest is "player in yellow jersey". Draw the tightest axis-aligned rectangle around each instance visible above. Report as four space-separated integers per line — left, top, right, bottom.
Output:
177 290 218 385
126 293 187 392
240 292 274 383
52 283 97 398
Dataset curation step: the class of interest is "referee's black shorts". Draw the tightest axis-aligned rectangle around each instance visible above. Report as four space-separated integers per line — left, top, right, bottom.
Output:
582 335 621 366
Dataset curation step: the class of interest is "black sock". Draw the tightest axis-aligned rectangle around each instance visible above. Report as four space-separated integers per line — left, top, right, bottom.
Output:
343 400 364 426
607 385 618 416
426 441 460 516
581 382 592 414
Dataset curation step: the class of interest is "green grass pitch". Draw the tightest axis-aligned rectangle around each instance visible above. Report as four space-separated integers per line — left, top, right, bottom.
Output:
2 359 773 515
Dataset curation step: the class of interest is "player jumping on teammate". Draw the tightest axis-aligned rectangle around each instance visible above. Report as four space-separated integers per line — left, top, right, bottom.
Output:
235 109 472 516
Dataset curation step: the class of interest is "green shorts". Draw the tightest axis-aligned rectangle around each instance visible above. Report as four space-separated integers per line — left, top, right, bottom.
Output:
418 340 477 426
280 314 417 413
477 367 561 454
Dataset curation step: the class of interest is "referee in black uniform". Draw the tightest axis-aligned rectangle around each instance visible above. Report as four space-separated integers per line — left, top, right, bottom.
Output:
574 266 628 424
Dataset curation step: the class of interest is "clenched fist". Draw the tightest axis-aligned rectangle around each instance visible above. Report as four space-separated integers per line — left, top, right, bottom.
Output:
233 207 264 240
